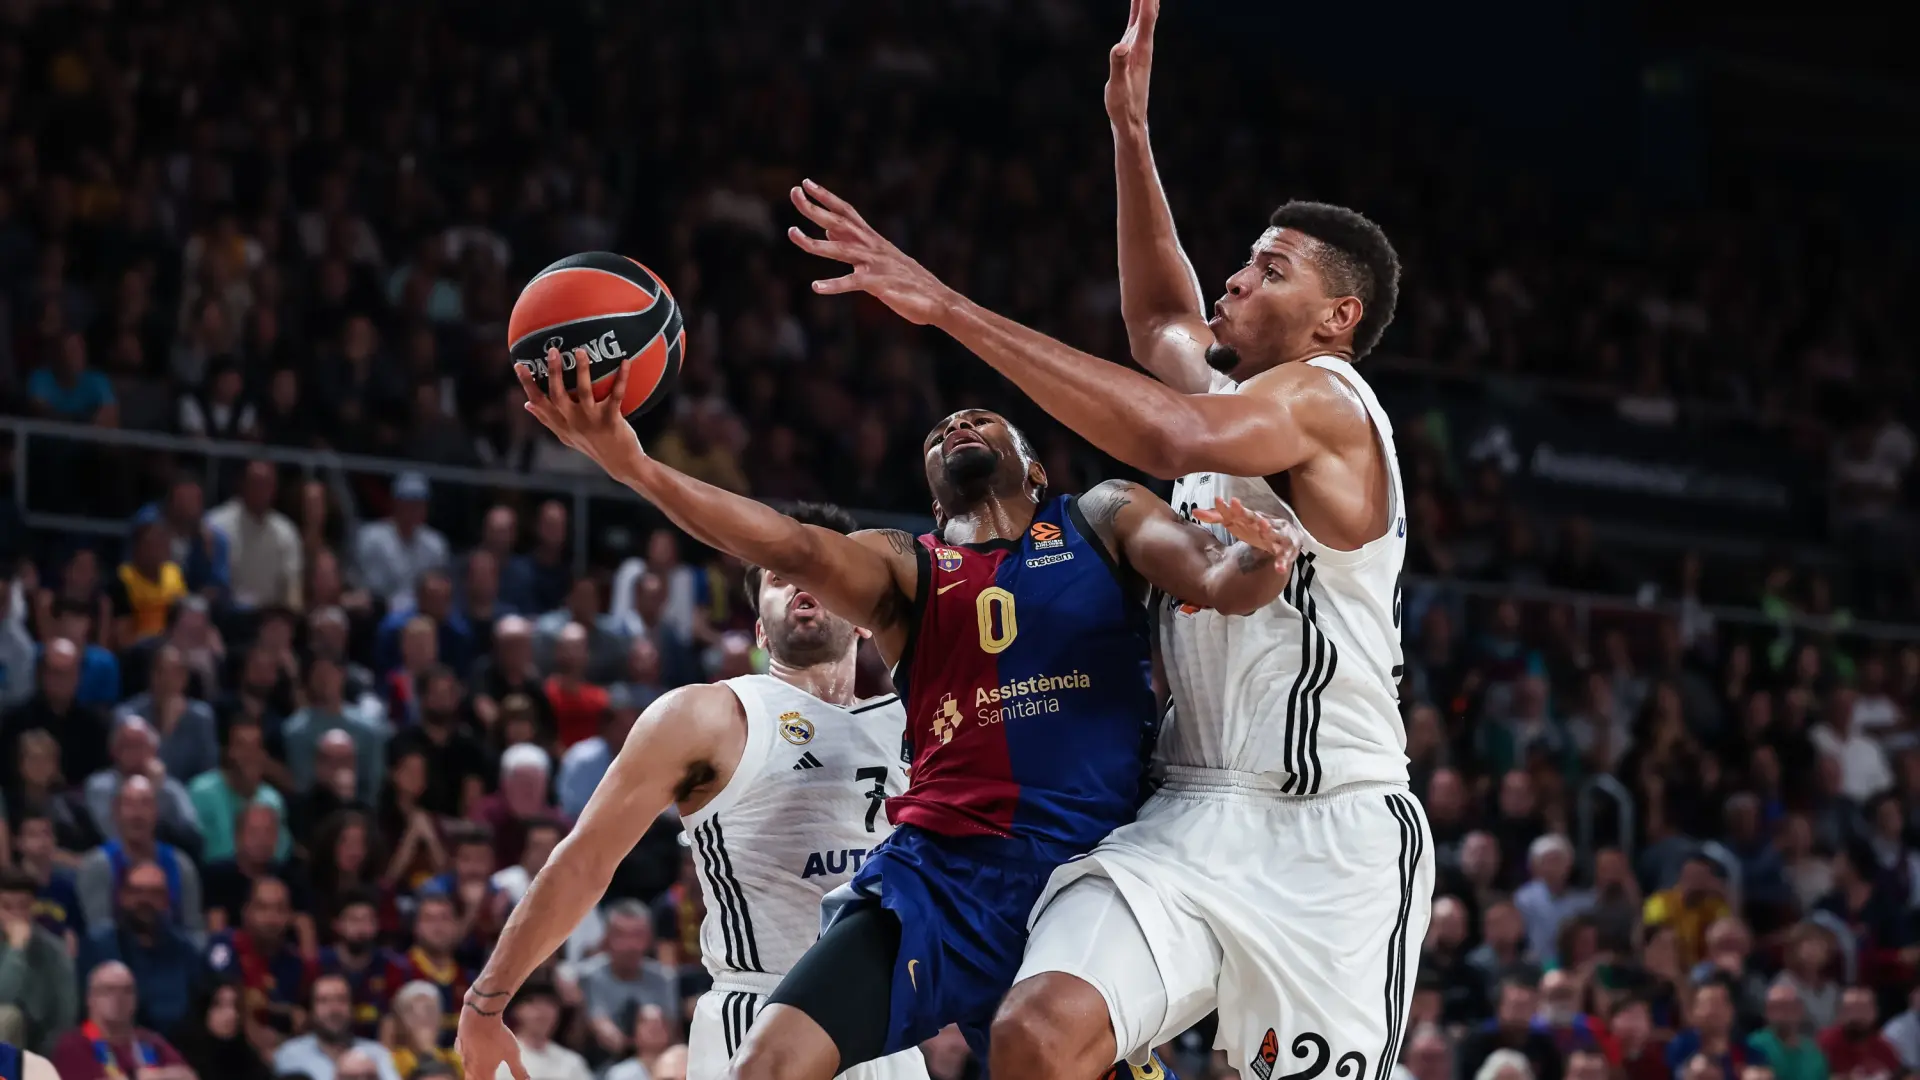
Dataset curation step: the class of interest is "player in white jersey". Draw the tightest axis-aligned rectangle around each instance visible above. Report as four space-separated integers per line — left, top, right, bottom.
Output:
457 504 928 1080
782 1 1432 1077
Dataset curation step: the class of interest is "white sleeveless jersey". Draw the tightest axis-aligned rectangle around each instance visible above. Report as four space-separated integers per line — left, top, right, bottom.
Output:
681 675 910 989
1158 356 1409 793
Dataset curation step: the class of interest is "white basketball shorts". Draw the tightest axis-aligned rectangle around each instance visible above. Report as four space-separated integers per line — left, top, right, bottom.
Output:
1016 770 1434 1080
688 987 932 1080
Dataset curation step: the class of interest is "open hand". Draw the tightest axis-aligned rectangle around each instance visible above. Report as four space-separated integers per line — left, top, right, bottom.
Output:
1105 0 1160 130
515 347 647 478
457 996 529 1080
788 179 954 326
1195 498 1302 575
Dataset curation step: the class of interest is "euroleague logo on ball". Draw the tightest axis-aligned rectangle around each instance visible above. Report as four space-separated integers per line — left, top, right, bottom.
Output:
525 330 628 379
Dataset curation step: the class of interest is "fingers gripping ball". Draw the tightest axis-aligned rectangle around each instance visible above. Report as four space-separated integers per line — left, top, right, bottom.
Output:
508 252 685 416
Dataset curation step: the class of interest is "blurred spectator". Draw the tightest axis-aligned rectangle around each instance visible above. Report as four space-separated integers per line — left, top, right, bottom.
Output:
316 888 410 1041
492 818 563 909
75 863 199 1035
1 638 111 786
106 523 185 646
572 901 682 1061
284 658 387 807
272 972 403 1080
1748 980 1829 1080
45 599 120 708
388 980 462 1080
1692 918 1770 1033
204 876 311 1038
506 983 593 1080
471 744 562 869
545 623 612 750
0 868 78 1055
75 776 205 934
47 962 189 1080
2 730 91 852
187 715 290 864
353 473 450 609
649 852 705 973
1884 984 1920 1073
1645 855 1733 969
604 1003 678 1080
207 462 303 611
170 983 274 1080
502 501 572 617
1778 925 1843 1033
83 716 201 850
1609 997 1670 1080
535 579 629 686
609 638 669 716
422 825 508 950
8 812 84 943
133 477 230 599
112 645 221 782
1811 700 1895 805
1535 970 1606 1060
1816 987 1902 1080
1468 901 1532 993
1423 897 1488 1026
559 706 636 820
1459 977 1562 1080
395 893 472 1048
1514 835 1592 963
27 333 117 427
1403 1024 1455 1080
1666 980 1751 1080
387 668 490 818
374 570 474 684
201 803 307 932
471 615 556 737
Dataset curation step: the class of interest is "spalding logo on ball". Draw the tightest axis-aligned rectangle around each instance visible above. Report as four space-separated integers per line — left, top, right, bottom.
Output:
509 252 685 417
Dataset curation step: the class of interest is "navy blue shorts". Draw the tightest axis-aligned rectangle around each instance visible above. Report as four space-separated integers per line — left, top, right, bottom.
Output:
820 826 1058 1059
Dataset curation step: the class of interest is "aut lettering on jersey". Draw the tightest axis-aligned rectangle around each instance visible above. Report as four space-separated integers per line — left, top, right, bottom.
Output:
801 846 878 878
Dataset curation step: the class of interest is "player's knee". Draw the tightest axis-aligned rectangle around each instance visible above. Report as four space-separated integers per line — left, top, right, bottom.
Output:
991 973 1116 1080
727 1040 801 1080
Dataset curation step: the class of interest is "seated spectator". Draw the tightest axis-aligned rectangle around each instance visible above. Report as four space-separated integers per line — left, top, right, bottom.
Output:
388 980 463 1080
283 656 388 806
1816 986 1903 1080
216 644 299 751
293 731 375 841
8 811 85 943
1515 834 1593 964
1721 795 1795 927
48 962 191 1080
1778 925 1843 1033
558 705 635 819
470 615 556 736
272 972 403 1080
318 889 410 1041
1458 831 1507 915
1 638 112 786
396 893 473 1048
534 579 629 685
1667 979 1751 1080
170 982 274 1080
386 668 489 818
500 501 572 616
604 1003 678 1080
1883 983 1920 1074
0 867 78 1054
459 548 510 638
206 461 303 611
1692 918 1770 1034
188 713 291 864
1561 1049 1608 1080
378 748 448 890
204 876 313 1039
623 572 703 687
307 606 378 708
492 817 564 908
27 332 117 425
352 472 449 609
373 570 474 681
1534 969 1608 1059
1748 980 1828 1080
113 644 221 782
75 776 205 934
1645 854 1733 970
608 637 668 716
1422 896 1489 1026
471 743 563 869
1775 815 1834 917
83 715 202 851
1467 901 1532 1002
544 623 610 749
1609 997 1671 1080
76 863 199 1034
649 851 705 973
203 802 311 934
571 901 683 1061
1810 700 1894 805
5 732 96 854
422 824 508 952
382 616 440 723
506 983 593 1080
1861 794 1920 901
106 522 186 646
131 474 230 599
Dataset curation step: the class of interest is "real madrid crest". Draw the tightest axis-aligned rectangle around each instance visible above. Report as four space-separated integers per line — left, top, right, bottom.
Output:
778 711 816 745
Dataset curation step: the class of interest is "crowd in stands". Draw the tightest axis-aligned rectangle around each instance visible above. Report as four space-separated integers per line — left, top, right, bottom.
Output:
0 2 1917 1080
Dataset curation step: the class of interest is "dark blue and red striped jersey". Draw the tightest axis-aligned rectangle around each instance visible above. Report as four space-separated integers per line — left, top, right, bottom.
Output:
889 494 1156 862
204 930 315 1032
317 946 411 1039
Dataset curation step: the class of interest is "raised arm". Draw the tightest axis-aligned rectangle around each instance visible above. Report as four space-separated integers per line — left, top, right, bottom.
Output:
515 351 921 662
1106 0 1214 394
457 683 746 1080
1078 481 1297 616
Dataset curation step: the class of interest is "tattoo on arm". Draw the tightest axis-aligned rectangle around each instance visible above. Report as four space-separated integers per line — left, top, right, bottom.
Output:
464 988 510 1017
1079 480 1140 533
876 529 919 556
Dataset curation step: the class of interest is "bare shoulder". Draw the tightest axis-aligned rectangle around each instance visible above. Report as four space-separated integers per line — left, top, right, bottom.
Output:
1078 479 1148 532
1242 361 1372 439
635 683 745 740
849 528 922 558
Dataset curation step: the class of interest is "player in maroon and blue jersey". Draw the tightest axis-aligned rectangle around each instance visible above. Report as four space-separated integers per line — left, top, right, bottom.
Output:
456 351 1299 1080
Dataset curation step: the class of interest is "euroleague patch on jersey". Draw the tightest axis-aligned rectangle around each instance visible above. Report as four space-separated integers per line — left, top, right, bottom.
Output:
1029 521 1064 549
934 547 965 573
1250 1029 1279 1080
778 711 816 745
1025 551 1073 570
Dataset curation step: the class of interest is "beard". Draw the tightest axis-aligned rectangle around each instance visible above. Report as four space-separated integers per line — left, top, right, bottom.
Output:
940 444 998 489
1205 341 1242 373
765 611 858 668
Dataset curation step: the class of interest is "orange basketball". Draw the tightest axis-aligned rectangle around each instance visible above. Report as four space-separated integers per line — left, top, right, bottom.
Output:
508 252 685 416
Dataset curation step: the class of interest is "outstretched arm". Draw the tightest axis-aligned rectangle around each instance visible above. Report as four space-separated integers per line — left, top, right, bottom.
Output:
1106 0 1214 394
1079 481 1298 616
515 352 920 660
788 183 1358 481
458 684 744 1080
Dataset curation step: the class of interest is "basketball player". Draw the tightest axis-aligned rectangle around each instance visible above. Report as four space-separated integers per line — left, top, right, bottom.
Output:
0 1043 56 1080
458 347 1296 1080
785 2 1433 1077
454 502 927 1080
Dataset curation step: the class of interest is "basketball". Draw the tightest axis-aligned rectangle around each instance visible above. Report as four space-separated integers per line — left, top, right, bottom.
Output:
508 251 686 416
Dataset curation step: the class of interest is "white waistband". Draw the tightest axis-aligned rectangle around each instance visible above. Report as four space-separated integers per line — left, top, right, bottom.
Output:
707 971 783 996
1156 765 1407 804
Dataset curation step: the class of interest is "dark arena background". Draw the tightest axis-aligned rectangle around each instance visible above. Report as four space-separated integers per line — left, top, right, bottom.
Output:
1 1 1918 1079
